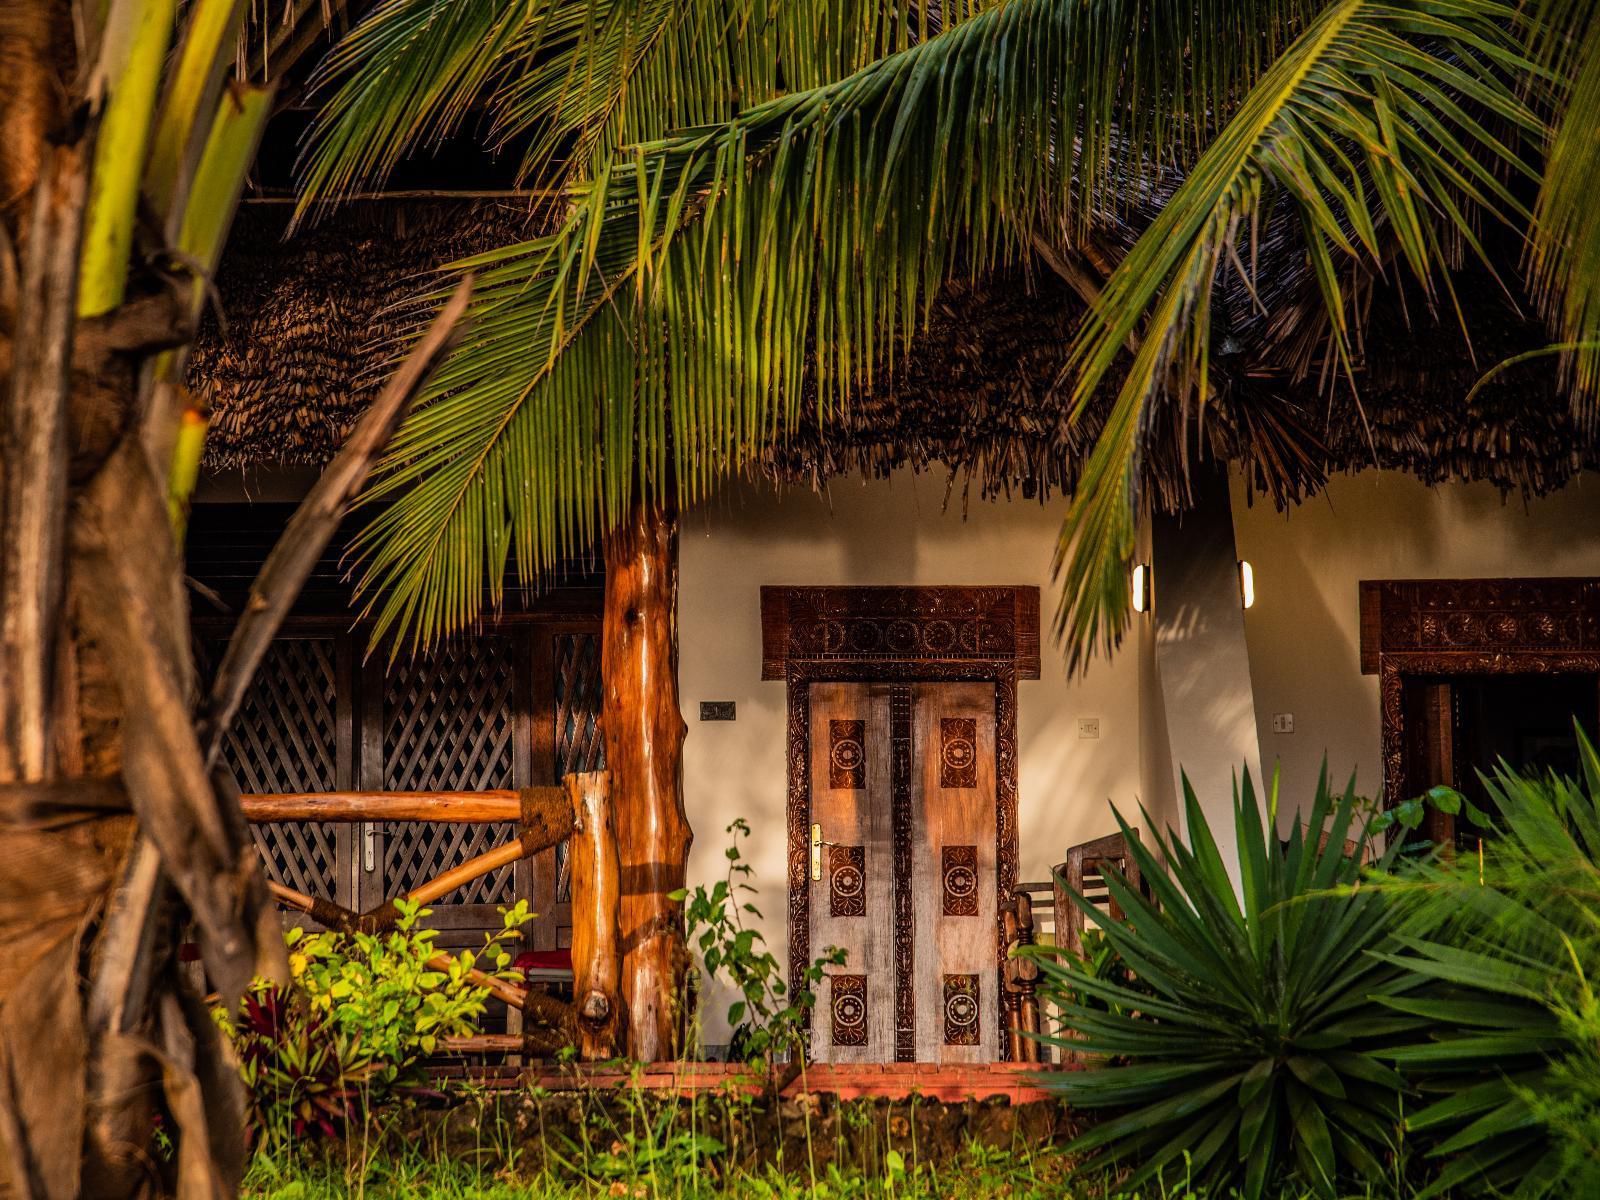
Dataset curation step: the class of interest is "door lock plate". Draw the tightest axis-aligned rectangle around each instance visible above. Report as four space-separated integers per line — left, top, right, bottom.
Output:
811 824 822 881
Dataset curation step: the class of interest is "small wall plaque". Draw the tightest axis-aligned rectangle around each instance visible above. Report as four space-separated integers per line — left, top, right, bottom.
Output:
699 701 737 721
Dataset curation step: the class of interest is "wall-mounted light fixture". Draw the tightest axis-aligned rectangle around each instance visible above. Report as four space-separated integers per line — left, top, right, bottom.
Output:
1132 562 1152 614
1237 559 1256 609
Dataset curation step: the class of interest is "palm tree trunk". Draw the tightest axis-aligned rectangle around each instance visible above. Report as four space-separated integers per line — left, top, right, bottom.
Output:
602 501 692 1062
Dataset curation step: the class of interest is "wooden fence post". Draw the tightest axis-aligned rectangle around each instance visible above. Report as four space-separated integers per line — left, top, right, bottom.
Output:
602 502 691 1062
567 770 623 1059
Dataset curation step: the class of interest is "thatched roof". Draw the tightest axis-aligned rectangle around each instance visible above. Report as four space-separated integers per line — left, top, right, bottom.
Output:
191 201 549 467
190 200 1590 507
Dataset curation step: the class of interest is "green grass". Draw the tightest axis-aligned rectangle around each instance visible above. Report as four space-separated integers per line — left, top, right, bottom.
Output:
243 1142 1245 1200
238 1096 1329 1200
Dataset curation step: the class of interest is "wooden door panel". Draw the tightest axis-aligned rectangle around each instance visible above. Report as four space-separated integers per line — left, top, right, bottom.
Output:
809 683 894 1063
912 682 998 1062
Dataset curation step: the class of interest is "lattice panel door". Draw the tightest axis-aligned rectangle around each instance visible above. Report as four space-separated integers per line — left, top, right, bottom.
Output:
552 632 605 901
375 638 521 906
203 637 347 902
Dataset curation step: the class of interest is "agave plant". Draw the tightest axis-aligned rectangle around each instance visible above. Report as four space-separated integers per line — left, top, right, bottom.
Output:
1375 728 1600 1198
1035 770 1418 1199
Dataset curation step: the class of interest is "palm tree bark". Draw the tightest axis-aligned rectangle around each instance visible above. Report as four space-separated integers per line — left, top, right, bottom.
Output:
602 501 691 1062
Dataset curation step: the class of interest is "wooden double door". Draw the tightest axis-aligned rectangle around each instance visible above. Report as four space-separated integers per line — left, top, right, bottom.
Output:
807 681 1000 1063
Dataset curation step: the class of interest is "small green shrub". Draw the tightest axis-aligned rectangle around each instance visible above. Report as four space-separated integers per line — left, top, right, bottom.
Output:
676 818 843 1066
1036 769 1416 1200
219 898 530 1148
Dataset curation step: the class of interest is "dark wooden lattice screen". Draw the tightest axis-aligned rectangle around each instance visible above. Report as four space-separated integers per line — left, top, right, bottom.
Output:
202 637 347 902
187 504 604 954
552 632 606 901
192 618 603 942
377 639 519 906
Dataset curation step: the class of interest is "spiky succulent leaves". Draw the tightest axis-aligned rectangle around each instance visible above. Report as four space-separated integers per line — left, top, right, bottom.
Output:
304 0 1334 647
1053 0 1540 671
1036 768 1418 1199
1376 726 1600 1198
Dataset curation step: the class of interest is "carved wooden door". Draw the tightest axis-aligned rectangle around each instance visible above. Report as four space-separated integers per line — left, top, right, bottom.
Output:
808 681 999 1063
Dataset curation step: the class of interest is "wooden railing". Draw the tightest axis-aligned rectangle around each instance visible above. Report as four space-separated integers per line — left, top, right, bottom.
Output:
243 771 623 1060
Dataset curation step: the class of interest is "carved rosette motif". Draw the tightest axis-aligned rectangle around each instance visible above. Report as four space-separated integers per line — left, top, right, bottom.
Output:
939 718 978 788
890 685 914 1061
943 974 981 1046
828 719 866 789
831 975 868 1046
829 844 866 917
942 845 979 916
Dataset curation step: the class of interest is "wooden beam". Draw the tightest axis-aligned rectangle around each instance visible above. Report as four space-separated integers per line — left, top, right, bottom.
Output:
240 788 560 824
602 502 691 1062
567 771 622 1060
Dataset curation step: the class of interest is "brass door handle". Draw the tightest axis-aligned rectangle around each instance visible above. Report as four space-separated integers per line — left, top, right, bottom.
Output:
811 824 841 881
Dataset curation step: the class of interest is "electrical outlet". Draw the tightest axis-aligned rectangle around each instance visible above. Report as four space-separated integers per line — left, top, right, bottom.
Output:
1272 712 1295 734
1078 717 1101 740
699 701 737 721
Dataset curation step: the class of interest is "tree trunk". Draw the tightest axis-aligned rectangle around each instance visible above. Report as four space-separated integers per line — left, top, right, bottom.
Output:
601 502 691 1063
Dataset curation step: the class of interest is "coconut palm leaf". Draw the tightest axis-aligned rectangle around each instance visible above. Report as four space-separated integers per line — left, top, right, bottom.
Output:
308 0 1366 645
1051 0 1542 669
1528 3 1600 426
296 0 998 213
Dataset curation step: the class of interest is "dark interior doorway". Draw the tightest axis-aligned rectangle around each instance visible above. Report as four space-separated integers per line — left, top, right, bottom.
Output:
1403 672 1600 845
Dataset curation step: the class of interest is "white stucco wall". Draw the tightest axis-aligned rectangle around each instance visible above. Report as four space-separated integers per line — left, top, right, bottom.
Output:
1232 469 1600 818
677 470 1154 1041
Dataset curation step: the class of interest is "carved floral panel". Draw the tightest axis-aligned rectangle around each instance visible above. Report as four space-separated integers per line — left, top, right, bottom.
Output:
831 974 868 1046
829 719 866 789
829 844 866 917
939 717 977 788
943 974 980 1045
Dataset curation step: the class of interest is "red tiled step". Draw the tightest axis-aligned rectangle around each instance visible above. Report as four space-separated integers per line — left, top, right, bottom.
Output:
518 1060 1068 1104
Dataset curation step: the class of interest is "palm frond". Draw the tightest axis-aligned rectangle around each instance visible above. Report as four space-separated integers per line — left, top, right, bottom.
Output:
296 0 1001 212
1529 5 1600 428
335 0 1327 646
1051 0 1541 671
296 0 545 211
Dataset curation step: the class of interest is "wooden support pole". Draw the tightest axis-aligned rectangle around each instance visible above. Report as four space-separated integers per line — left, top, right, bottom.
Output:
602 502 691 1063
567 771 622 1060
1001 892 1042 1064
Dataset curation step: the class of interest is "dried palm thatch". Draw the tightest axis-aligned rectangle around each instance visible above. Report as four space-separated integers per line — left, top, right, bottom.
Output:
192 201 548 469
190 200 1587 508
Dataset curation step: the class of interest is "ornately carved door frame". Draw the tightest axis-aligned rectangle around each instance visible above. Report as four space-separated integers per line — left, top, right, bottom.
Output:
1359 578 1600 816
760 585 1039 1060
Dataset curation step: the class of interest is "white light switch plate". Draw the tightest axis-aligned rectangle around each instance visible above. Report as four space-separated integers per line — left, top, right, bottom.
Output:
1078 717 1101 739
1272 713 1295 734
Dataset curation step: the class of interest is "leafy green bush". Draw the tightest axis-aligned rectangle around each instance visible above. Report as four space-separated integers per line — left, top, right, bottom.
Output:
1375 732 1600 1197
1036 770 1416 1200
676 818 844 1066
218 898 530 1148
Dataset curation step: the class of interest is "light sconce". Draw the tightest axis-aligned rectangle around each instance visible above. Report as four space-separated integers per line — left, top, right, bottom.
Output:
1131 562 1152 614
1237 560 1256 610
